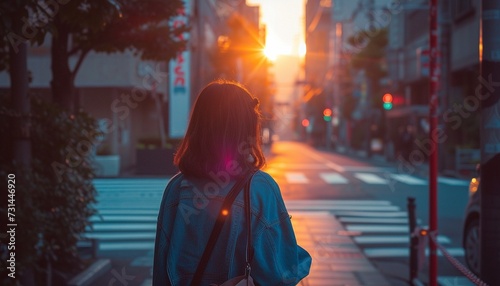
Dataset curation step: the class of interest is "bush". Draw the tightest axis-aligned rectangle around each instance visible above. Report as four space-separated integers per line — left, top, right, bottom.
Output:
0 96 100 284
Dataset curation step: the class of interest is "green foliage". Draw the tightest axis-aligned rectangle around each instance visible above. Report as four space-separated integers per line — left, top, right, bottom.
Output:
0 0 49 71
57 0 189 61
0 0 188 69
0 95 100 283
348 28 388 76
348 28 388 108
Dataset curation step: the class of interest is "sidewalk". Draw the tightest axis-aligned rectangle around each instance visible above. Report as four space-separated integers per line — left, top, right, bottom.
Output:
87 211 390 286
290 211 390 285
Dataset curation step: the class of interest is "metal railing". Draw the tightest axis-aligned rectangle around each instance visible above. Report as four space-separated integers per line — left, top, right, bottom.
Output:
406 197 489 286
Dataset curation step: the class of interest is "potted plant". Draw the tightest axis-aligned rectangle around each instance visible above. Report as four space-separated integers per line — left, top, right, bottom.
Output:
135 137 180 175
93 144 120 177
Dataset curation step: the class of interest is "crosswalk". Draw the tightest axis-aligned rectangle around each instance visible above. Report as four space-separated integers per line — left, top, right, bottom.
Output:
86 178 168 252
286 200 464 259
272 171 469 187
87 178 466 260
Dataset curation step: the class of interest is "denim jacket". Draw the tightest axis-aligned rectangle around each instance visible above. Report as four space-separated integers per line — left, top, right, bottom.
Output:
153 170 312 285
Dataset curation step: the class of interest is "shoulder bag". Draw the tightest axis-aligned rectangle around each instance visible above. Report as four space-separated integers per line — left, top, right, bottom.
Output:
191 171 256 286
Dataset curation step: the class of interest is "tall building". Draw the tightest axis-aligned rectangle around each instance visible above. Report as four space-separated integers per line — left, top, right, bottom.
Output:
386 0 480 172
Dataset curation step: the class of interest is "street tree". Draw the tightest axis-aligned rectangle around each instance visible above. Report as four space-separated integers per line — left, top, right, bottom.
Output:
348 28 388 108
2 0 188 112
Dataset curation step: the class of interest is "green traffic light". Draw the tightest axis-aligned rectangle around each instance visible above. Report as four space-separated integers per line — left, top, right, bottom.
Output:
383 102 393 110
323 115 332 121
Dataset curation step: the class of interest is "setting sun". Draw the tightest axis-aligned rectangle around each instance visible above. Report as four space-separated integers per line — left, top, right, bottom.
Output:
263 45 278 61
263 38 291 61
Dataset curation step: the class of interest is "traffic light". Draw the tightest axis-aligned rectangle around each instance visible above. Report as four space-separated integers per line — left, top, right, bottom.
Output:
382 93 393 110
302 119 310 127
323 108 332 121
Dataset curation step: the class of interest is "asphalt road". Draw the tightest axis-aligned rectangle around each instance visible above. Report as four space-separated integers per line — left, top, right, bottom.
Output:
265 141 472 285
88 140 474 285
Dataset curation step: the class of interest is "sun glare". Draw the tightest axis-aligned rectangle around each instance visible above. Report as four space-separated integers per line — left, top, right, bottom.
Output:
263 38 292 61
264 45 278 61
299 42 306 58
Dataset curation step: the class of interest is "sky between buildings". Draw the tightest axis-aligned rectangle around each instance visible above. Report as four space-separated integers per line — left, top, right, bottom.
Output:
247 0 305 103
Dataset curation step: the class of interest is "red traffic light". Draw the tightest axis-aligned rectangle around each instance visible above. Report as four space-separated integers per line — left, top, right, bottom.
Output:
301 119 310 127
323 108 332 121
382 93 393 103
382 93 393 110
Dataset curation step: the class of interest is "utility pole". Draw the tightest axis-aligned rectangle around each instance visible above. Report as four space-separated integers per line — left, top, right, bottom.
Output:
428 0 439 285
480 1 500 285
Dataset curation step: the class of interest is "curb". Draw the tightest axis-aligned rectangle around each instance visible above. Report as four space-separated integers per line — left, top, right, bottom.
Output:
67 258 112 286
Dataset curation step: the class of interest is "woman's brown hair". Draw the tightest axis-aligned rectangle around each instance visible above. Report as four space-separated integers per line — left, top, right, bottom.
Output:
174 80 266 178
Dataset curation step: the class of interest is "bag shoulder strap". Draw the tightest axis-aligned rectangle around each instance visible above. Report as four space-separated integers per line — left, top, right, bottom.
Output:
244 178 254 275
191 172 253 286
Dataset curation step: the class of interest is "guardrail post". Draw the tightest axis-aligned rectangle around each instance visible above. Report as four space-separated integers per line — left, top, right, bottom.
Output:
408 197 418 284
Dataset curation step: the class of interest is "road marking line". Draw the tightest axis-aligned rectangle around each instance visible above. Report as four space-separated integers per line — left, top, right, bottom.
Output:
96 209 159 215
269 163 330 170
354 173 387 184
286 205 400 211
90 215 157 222
438 177 469 186
99 241 154 251
287 211 332 216
285 172 309 183
285 200 392 205
364 247 464 258
343 166 396 172
319 172 349 184
87 223 156 231
354 235 451 245
93 203 161 209
334 211 407 217
390 174 427 185
339 217 412 224
346 225 408 233
84 232 155 240
304 150 345 172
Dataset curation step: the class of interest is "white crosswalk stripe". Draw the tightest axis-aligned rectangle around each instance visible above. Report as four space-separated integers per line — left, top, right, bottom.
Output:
354 173 387 184
354 235 451 245
390 174 427 185
364 247 464 258
284 172 309 183
319 172 348 184
329 199 458 259
281 171 469 187
88 178 460 260
86 178 169 251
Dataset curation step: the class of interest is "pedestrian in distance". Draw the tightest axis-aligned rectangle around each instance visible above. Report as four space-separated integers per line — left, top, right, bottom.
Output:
153 80 312 285
401 125 414 163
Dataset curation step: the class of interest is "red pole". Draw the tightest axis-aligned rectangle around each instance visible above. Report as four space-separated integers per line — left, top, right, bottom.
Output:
428 0 439 285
